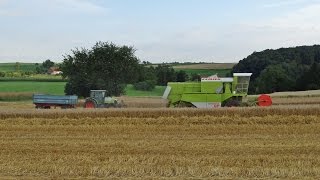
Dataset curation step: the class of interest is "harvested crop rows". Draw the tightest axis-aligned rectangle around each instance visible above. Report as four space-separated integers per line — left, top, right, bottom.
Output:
1 107 320 179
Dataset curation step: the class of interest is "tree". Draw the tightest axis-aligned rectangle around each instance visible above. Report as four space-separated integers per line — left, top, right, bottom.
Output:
155 64 176 86
137 66 157 83
233 45 320 93
298 63 320 90
42 59 55 70
176 70 188 82
35 59 55 74
256 65 294 93
15 62 21 72
61 42 140 97
190 73 201 81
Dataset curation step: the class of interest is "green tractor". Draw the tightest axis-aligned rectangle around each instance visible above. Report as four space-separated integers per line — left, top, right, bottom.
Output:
163 73 272 108
84 90 125 108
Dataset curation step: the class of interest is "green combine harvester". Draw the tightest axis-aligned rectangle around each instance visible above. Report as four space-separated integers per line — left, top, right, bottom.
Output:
163 73 272 108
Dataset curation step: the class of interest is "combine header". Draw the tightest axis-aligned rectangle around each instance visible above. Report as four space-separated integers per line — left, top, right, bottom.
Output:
163 73 272 108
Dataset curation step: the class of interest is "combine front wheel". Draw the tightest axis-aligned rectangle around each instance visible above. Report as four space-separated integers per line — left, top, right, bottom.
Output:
224 99 241 107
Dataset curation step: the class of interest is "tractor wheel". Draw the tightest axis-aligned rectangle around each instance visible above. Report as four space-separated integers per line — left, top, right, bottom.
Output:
84 98 98 108
224 99 241 107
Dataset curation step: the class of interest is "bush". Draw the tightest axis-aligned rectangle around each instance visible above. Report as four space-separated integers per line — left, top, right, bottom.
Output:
133 80 156 91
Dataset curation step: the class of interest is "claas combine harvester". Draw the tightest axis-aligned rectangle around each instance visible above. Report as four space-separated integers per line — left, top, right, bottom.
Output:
163 73 272 108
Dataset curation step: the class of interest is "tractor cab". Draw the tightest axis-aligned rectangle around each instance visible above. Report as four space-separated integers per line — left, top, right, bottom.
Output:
90 90 106 105
84 90 125 108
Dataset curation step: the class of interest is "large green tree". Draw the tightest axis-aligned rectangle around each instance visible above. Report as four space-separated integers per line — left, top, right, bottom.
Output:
176 70 188 82
155 64 176 86
61 42 140 97
256 65 295 93
298 63 320 90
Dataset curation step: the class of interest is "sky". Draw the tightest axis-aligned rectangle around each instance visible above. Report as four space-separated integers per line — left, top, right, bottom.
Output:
0 0 320 63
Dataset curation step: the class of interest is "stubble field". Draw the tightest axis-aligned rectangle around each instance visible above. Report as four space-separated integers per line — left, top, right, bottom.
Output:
1 101 320 179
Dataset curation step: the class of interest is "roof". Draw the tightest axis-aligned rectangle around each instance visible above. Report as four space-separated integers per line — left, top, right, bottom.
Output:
233 73 252 77
201 77 233 82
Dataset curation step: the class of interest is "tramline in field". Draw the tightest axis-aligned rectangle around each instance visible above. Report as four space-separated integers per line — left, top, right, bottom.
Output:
163 73 272 108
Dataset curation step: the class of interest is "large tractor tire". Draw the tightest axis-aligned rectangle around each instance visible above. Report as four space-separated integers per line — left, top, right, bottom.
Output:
84 98 98 108
223 99 241 107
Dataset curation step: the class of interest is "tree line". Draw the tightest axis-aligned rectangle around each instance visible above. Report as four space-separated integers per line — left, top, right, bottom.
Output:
232 45 320 94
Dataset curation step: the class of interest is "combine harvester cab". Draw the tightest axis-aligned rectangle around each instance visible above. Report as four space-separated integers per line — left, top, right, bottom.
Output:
163 73 272 108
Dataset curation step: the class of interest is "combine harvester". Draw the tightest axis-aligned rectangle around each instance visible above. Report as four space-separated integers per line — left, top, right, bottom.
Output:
163 73 272 108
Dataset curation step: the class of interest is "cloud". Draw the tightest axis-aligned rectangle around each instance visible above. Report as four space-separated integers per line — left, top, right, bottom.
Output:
137 2 320 62
51 0 107 14
263 0 310 8
0 0 24 16
216 2 320 60
0 0 107 17
270 3 320 29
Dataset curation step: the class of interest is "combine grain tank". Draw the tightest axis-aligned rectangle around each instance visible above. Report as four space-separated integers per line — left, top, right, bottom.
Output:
163 73 272 108
33 94 78 109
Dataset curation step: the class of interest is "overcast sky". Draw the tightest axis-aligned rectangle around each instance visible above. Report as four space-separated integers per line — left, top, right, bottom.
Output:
1 0 320 63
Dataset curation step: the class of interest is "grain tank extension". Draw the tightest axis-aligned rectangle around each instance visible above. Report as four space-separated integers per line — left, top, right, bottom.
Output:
163 73 269 108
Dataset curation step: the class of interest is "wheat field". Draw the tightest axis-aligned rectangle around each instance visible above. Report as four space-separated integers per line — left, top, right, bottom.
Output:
1 107 320 179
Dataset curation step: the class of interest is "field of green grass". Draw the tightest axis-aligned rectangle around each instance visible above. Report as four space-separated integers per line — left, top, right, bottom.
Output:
125 85 166 96
0 81 66 95
0 63 37 72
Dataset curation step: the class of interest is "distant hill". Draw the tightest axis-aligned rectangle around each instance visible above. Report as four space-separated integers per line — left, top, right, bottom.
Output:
172 63 236 70
172 63 236 77
233 45 320 94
